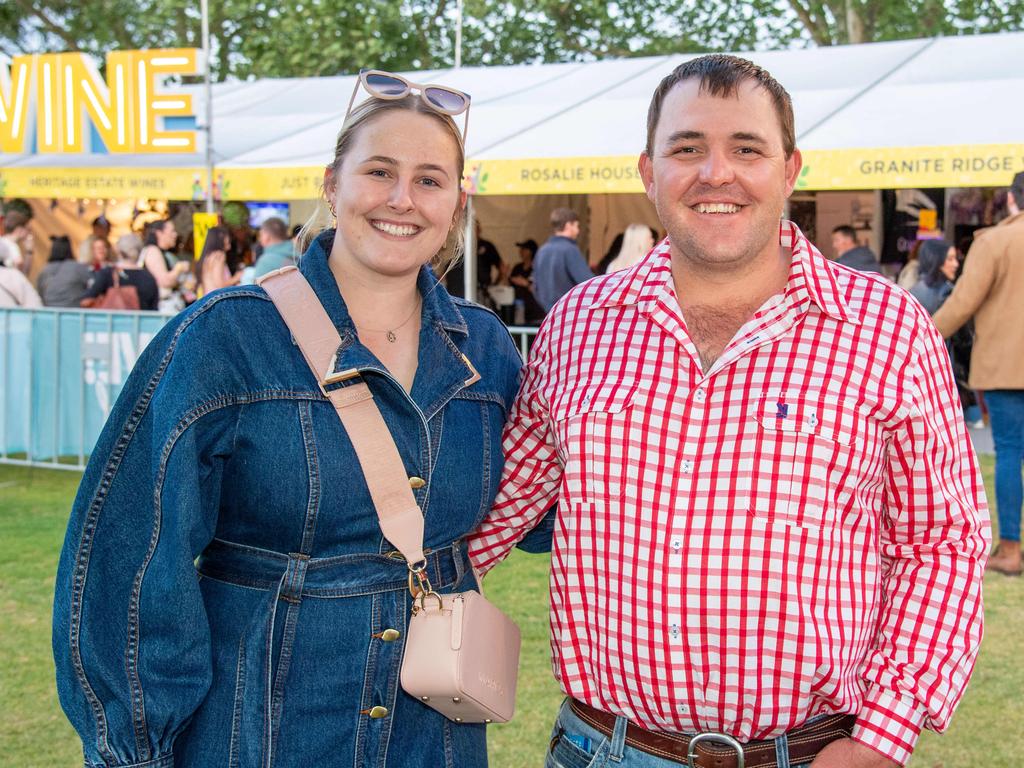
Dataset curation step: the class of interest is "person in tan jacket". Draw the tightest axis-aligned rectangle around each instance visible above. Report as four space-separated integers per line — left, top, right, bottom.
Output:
933 171 1024 575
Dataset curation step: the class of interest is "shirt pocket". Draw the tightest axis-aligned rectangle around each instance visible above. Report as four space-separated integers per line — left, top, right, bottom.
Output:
740 393 853 530
550 381 645 505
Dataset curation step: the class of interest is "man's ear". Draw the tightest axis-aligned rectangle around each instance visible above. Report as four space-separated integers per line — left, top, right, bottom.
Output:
639 152 656 204
783 148 803 197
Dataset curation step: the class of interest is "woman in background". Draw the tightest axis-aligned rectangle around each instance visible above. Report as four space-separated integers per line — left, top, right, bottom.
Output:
141 218 190 312
37 235 91 307
606 222 656 273
88 237 111 271
81 233 159 311
909 239 958 315
195 225 238 298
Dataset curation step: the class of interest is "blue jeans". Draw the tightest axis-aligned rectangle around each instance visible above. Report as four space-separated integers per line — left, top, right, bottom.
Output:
986 390 1024 542
545 699 812 768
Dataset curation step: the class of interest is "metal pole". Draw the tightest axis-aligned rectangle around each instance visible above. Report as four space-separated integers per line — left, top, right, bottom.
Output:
463 195 476 303
455 0 463 69
1 310 8 461
201 0 214 213
52 311 60 466
78 312 86 468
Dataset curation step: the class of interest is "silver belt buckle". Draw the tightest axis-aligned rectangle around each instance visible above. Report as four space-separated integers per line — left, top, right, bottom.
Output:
687 732 745 768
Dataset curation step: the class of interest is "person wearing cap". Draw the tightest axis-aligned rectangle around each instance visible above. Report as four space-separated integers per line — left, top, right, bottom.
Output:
78 215 112 266
509 238 545 323
933 170 1024 575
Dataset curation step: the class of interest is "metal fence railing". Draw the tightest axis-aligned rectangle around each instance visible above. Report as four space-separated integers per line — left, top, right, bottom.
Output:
0 306 175 471
1 307 539 471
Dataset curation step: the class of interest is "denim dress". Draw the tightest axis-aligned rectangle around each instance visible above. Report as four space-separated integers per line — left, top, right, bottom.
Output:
53 231 547 768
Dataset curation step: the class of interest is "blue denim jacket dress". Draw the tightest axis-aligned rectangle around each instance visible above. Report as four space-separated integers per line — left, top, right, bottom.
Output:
53 231 545 768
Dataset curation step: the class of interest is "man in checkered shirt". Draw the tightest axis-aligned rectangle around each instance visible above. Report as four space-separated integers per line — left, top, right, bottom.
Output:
470 54 989 768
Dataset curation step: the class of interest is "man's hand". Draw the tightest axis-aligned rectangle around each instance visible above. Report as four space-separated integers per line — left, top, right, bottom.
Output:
810 738 900 768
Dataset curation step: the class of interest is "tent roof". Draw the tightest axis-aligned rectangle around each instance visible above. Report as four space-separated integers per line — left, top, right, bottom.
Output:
2 31 1022 197
218 32 1024 167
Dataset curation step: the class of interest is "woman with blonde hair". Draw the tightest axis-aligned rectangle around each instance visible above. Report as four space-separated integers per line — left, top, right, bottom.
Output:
54 70 545 767
606 222 656 273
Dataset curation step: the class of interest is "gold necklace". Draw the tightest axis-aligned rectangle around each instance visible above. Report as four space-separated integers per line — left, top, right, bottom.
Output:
352 296 422 343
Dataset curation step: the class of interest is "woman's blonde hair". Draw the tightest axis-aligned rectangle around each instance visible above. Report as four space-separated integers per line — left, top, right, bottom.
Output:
298 93 467 273
607 223 655 273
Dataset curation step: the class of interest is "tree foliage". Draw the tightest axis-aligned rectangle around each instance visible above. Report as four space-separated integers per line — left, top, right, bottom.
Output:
1 0 1022 80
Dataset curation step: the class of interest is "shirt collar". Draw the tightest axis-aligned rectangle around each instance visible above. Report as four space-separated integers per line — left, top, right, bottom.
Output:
586 220 855 325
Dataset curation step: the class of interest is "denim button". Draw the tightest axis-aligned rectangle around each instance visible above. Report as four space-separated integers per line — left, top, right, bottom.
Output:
409 476 426 489
368 706 389 718
380 628 401 642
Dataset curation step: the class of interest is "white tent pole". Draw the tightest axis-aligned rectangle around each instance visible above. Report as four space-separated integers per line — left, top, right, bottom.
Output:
201 0 214 213
455 0 463 69
464 195 476 302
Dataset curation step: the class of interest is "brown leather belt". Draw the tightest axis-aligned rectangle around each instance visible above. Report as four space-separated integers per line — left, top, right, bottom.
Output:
568 699 856 768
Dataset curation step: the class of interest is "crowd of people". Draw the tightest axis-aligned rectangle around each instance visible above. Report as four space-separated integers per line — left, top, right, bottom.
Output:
0 209 301 312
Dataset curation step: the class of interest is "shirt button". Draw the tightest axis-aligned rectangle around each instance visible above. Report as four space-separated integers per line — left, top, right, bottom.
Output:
409 476 426 489
681 460 693 474
380 628 401 642
671 539 682 553
694 388 706 403
367 706 389 718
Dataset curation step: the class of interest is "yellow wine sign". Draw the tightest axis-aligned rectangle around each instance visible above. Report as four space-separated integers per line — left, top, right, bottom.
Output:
0 48 198 154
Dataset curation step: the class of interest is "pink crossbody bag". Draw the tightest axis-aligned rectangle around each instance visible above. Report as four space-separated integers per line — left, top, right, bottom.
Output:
259 266 521 724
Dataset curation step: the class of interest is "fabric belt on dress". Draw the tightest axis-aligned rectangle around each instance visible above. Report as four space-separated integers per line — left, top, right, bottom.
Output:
568 699 856 768
196 536 470 598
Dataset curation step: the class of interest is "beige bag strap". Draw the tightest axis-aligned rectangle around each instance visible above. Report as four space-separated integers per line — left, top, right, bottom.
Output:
258 266 425 566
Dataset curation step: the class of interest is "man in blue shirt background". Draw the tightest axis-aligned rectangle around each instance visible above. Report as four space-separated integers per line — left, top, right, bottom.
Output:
534 207 594 310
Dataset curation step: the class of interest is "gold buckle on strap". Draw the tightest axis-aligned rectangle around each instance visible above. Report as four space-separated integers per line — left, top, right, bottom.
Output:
319 365 360 396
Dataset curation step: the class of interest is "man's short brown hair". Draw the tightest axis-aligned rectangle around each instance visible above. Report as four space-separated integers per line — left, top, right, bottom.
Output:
260 217 288 242
645 54 796 159
550 207 579 232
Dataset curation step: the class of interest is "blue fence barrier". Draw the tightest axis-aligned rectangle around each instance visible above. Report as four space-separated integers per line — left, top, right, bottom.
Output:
1 307 174 470
1 306 538 471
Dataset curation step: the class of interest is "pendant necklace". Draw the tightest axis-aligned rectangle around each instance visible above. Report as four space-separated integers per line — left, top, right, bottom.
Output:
354 296 422 343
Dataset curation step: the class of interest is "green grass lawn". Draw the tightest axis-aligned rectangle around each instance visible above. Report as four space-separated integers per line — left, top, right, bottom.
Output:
2 458 1019 767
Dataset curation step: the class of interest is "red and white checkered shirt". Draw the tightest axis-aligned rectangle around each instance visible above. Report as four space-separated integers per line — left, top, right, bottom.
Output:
469 221 989 766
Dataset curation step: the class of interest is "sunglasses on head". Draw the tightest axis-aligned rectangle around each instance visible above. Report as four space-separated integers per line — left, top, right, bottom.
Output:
345 69 472 144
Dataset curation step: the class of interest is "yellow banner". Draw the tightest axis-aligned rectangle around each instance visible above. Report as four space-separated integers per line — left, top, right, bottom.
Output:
796 144 1024 191
0 166 201 199
463 156 645 195
2 144 1022 201
463 144 1024 195
216 166 325 200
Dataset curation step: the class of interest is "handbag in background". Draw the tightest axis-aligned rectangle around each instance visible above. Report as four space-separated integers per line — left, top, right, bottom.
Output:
85 269 140 310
